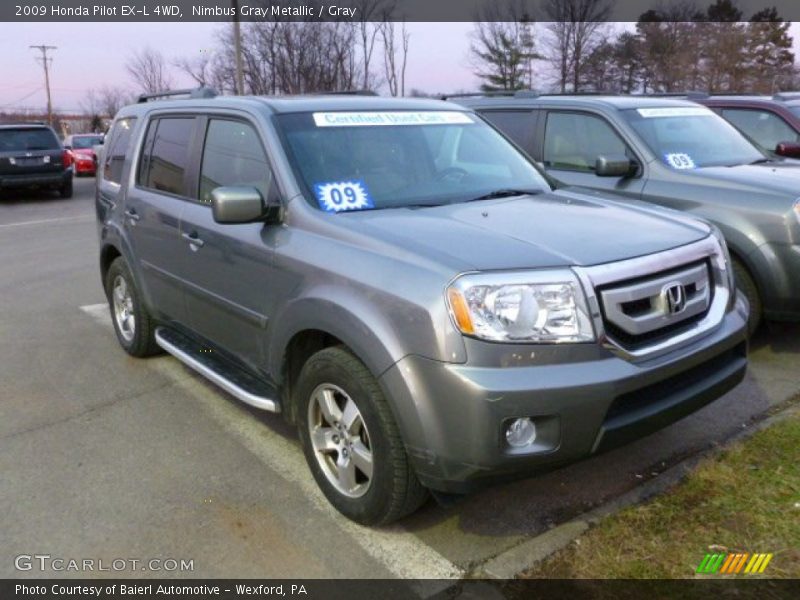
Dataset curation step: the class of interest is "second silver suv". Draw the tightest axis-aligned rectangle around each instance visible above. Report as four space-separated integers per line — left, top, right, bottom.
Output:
96 89 748 524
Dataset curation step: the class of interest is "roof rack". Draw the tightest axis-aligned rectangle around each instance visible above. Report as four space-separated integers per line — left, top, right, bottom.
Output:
440 90 540 101
322 90 379 96
635 91 709 99
0 121 47 126
137 86 218 103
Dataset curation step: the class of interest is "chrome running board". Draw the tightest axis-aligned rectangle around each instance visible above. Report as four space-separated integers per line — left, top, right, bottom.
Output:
155 327 280 413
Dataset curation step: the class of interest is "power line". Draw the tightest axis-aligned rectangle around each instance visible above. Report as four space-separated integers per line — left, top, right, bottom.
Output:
0 87 42 108
29 44 57 127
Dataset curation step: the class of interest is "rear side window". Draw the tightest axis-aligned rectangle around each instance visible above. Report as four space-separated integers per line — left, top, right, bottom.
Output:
138 117 195 197
198 119 275 204
0 127 59 152
544 112 628 172
481 110 537 151
102 118 137 184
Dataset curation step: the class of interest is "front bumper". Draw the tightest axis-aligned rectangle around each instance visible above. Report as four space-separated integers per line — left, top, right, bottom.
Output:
380 295 748 494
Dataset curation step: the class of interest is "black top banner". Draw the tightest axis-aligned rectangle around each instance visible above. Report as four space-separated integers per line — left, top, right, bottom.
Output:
5 0 800 22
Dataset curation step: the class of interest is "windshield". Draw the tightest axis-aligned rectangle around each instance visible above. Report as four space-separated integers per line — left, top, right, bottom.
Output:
72 135 102 149
622 107 765 168
275 111 550 212
0 128 60 151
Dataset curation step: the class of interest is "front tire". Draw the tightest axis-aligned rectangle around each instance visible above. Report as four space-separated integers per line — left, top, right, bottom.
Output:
733 259 762 335
296 347 428 525
105 257 161 357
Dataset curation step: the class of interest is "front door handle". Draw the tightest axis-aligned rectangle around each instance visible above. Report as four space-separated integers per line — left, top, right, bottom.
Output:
124 208 140 222
182 232 205 247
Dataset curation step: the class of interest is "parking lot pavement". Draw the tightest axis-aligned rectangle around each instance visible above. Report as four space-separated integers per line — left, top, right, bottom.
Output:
2 179 798 579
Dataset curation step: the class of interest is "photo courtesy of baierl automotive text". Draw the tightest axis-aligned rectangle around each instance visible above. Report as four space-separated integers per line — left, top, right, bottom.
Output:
1 0 798 597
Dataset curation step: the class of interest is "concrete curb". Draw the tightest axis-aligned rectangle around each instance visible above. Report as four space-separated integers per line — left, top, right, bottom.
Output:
472 399 800 579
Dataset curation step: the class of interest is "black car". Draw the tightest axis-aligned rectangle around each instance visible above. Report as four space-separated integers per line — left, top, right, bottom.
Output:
0 123 73 198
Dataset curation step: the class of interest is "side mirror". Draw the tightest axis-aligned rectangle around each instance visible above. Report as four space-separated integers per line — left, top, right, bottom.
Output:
211 186 266 224
595 154 636 177
774 141 800 158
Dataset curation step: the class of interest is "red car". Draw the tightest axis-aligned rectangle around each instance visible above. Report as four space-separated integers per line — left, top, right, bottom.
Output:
65 133 104 176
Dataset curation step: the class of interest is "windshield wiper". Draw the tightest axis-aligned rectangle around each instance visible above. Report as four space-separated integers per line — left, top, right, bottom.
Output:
748 158 772 165
463 189 541 203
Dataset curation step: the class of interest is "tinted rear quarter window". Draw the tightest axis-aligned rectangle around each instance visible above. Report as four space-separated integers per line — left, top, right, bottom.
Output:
103 118 137 184
138 117 194 196
0 128 59 152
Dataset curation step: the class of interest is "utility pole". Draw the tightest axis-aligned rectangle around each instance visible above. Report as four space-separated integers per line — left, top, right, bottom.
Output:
231 0 245 95
30 45 57 126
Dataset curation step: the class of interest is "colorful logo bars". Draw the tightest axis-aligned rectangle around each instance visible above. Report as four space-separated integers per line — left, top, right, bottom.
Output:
696 552 773 574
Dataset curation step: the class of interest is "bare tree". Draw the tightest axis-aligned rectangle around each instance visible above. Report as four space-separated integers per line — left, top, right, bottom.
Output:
543 0 612 92
381 20 410 96
126 47 174 94
97 85 132 118
354 0 393 91
173 52 213 87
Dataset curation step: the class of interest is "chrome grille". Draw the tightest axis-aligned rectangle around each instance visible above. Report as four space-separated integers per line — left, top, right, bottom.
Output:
599 261 711 338
573 237 732 361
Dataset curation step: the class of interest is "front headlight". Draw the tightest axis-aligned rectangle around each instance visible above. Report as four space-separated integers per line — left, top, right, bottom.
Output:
446 270 595 343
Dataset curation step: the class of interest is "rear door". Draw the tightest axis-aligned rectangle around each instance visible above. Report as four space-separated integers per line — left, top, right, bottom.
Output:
539 110 645 198
0 126 64 180
178 115 280 370
123 115 199 324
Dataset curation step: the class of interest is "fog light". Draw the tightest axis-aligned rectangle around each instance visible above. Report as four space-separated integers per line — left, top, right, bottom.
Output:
505 418 537 448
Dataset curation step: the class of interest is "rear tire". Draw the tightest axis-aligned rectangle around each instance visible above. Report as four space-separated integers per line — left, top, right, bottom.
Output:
733 259 762 335
105 257 161 357
59 179 73 198
296 346 428 525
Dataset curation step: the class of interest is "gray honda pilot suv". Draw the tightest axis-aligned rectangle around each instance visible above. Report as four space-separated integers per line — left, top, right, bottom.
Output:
96 89 748 524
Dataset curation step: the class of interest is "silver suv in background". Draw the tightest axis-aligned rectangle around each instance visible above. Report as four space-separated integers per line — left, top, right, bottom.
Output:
96 89 748 524
453 92 800 333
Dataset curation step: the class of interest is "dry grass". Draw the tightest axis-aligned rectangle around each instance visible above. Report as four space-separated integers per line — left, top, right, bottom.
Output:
522 411 800 579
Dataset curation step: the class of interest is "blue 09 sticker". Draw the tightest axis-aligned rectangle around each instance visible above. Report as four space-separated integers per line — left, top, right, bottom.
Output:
314 180 374 212
664 153 696 170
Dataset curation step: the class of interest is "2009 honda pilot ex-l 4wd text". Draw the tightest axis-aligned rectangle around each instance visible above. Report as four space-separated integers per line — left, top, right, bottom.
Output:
96 91 748 524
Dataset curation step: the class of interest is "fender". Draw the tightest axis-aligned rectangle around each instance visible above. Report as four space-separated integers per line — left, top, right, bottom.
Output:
98 221 157 314
267 288 411 382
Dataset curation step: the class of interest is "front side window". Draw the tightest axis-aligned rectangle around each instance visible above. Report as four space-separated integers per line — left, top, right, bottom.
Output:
138 117 194 196
199 119 274 204
103 118 137 184
623 106 764 169
721 108 800 152
275 111 550 212
543 112 628 172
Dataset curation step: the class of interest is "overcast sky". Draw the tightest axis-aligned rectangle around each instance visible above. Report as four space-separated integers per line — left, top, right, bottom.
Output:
2 21 799 113
0 22 479 112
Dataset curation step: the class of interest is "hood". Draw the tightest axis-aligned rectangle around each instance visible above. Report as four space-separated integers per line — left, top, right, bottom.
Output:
337 191 710 272
692 162 800 197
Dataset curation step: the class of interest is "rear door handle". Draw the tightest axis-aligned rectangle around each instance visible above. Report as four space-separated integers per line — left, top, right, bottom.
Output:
124 208 140 222
182 232 205 247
